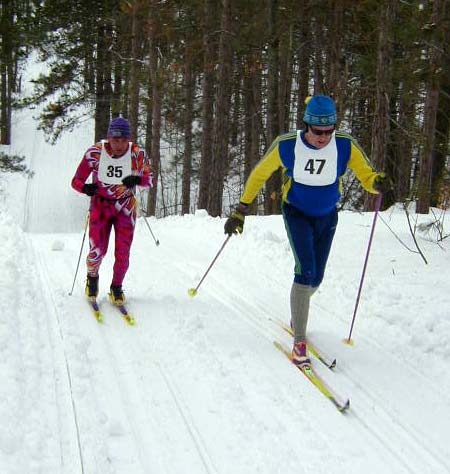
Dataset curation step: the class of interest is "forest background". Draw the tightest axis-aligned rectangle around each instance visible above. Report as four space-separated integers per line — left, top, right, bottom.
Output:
1 0 449 218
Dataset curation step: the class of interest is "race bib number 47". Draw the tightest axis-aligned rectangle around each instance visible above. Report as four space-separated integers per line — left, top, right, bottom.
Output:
293 131 338 186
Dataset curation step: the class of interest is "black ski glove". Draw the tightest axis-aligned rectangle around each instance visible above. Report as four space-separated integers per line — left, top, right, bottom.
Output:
82 183 98 197
224 203 249 236
122 175 141 188
373 174 392 194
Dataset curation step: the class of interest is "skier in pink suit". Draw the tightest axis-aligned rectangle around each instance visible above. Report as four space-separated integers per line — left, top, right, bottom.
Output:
71 117 153 304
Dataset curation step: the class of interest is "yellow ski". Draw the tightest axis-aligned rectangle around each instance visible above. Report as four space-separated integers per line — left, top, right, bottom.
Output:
274 341 349 412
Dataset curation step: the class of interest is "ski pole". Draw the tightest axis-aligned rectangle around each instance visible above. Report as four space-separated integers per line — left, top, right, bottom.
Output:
344 193 383 345
69 212 89 296
188 235 231 297
133 191 160 246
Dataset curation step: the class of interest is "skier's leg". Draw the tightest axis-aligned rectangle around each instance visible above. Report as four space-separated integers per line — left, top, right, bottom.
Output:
282 203 317 345
290 282 317 342
313 208 338 287
282 204 316 286
86 198 113 277
111 206 136 287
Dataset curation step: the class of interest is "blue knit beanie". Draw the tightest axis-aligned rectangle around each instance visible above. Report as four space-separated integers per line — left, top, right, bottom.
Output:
107 117 131 138
303 95 337 126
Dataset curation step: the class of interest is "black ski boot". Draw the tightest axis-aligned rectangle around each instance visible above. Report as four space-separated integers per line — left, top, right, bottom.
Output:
85 275 99 298
109 285 125 305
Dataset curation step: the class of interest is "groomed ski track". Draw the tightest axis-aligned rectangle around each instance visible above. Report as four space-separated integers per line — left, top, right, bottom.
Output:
4 59 450 474
27 214 450 474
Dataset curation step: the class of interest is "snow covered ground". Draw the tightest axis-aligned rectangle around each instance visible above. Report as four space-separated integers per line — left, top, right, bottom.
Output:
1 101 450 474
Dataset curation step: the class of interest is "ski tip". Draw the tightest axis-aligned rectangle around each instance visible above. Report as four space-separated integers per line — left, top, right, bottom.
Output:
116 306 135 325
339 399 351 413
273 340 284 351
126 316 136 326
330 359 337 370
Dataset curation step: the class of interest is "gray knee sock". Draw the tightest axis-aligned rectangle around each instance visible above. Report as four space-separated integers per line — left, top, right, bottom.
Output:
290 283 317 343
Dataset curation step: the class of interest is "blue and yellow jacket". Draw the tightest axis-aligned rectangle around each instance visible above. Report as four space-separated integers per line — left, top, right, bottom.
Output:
240 130 380 217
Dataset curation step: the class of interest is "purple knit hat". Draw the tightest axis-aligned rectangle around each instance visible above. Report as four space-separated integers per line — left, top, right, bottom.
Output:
107 117 131 138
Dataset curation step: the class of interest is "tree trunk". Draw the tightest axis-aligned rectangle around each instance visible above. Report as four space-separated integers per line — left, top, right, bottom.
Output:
144 72 153 170
417 0 444 214
208 0 232 217
431 5 450 208
390 89 414 201
366 1 392 211
119 14 132 119
295 2 310 130
146 3 161 217
94 22 112 142
312 15 325 93
265 0 281 215
244 69 252 184
197 0 216 211
251 58 262 175
111 16 126 117
243 53 262 214
431 81 450 207
0 61 10 145
230 70 240 148
0 0 13 145
278 25 293 132
328 0 344 117
128 0 142 142
181 43 195 215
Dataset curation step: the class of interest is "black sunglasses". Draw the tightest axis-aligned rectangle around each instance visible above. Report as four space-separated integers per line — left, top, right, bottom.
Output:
309 126 335 136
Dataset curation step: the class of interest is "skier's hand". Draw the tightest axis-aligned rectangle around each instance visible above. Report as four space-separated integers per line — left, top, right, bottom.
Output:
82 183 98 197
224 203 249 236
122 175 141 188
373 174 392 194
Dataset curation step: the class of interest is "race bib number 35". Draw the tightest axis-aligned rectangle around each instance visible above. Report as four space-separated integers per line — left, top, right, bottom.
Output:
98 141 132 185
106 165 124 178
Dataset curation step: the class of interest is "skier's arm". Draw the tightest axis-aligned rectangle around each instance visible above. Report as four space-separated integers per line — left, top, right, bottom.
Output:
224 139 282 235
240 142 283 205
71 150 95 193
348 140 381 194
132 146 154 188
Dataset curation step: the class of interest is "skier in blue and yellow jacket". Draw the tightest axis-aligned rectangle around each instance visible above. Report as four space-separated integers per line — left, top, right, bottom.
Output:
224 95 391 368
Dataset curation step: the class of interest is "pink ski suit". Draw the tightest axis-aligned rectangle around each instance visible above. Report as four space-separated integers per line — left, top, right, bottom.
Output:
72 141 153 286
